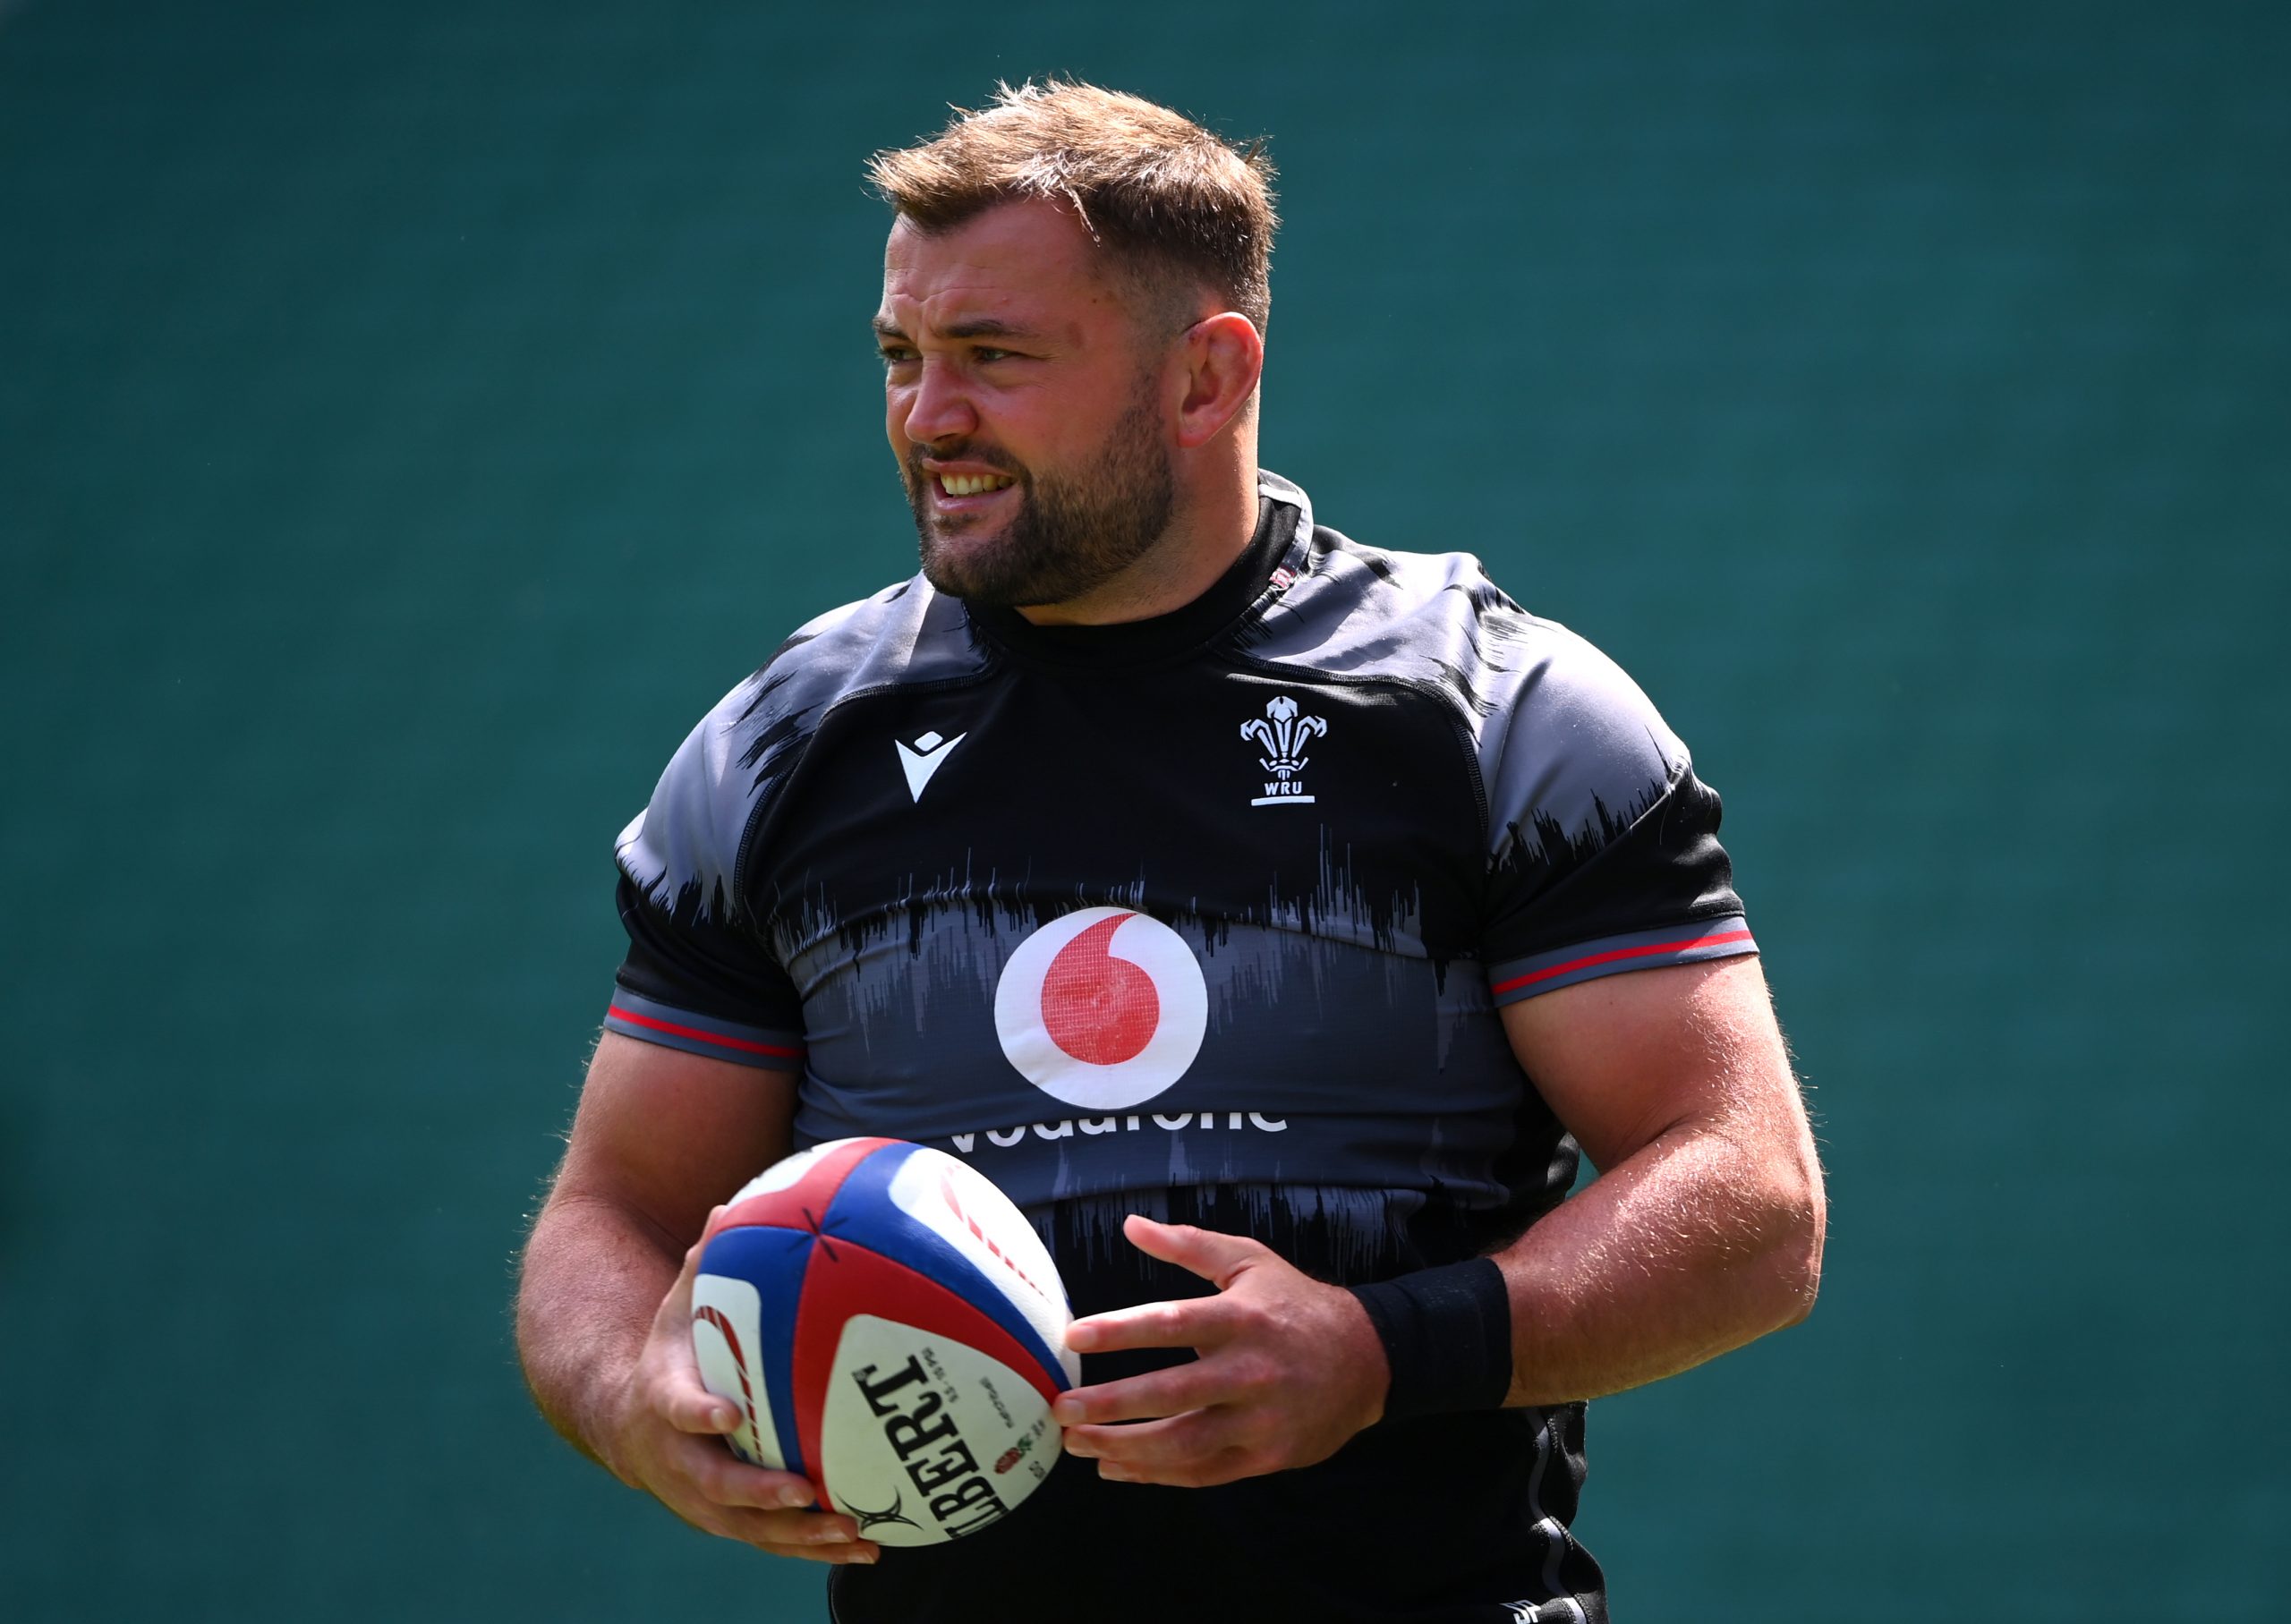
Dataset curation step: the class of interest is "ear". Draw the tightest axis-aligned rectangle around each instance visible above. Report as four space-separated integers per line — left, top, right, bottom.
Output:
1173 313 1265 449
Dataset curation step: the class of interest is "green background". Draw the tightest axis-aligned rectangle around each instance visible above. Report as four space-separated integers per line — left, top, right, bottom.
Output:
4 2 2285 1617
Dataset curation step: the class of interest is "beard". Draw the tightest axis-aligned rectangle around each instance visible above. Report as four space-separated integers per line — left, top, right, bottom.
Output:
903 386 1176 608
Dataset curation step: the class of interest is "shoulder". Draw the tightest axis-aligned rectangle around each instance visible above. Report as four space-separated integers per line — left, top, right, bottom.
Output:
1476 616 1687 871
1248 520 1560 719
1250 525 1685 836
736 572 984 779
615 575 986 918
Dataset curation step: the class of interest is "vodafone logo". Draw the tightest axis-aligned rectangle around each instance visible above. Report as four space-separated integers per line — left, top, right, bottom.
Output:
992 907 1207 1110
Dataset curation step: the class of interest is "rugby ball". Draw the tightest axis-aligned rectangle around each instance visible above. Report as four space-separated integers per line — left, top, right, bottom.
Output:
689 1137 1078 1546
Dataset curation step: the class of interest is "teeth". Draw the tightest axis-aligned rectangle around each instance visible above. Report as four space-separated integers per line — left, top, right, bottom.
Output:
939 472 1015 497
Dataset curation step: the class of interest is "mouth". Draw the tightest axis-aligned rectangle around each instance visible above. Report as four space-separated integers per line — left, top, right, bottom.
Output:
935 470 1017 498
917 463 1020 517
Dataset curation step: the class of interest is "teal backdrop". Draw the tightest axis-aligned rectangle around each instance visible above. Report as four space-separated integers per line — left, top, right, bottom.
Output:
4 2 2285 1618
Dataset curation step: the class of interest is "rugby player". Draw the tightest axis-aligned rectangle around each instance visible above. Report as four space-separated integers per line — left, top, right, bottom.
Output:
517 81 1825 1623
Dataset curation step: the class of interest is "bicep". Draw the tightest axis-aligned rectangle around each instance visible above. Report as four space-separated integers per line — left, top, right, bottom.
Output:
548 1031 799 1248
1499 956 1809 1176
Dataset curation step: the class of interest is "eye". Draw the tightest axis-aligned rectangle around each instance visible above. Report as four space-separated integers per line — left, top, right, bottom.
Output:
972 347 1014 363
877 344 917 367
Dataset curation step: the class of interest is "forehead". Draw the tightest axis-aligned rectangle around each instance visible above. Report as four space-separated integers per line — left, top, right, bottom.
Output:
878 198 1123 336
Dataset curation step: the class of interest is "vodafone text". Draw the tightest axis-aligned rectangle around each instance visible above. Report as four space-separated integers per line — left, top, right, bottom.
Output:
850 1355 1009 1539
949 1110 1288 1155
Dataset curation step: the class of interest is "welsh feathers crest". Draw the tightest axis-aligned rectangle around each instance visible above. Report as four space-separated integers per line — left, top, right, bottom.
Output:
1240 694 1327 807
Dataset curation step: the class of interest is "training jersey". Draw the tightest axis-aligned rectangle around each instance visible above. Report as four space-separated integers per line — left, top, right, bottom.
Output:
606 471 1756 1623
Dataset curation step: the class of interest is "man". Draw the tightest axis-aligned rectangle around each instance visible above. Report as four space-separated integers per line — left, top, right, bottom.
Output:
517 81 1824 1623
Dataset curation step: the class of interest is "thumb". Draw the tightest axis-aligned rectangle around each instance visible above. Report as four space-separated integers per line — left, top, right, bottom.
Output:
656 1205 725 1331
658 1206 745 1436
1121 1214 1267 1288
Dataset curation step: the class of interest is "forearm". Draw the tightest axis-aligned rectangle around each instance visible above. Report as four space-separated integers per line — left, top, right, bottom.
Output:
515 1190 687 1476
1493 1119 1824 1407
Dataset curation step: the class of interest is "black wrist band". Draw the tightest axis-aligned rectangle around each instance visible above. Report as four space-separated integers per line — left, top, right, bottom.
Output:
1349 1257 1513 1421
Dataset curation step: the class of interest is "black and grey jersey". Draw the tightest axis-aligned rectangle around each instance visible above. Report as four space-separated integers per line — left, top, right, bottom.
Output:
604 472 1754 1623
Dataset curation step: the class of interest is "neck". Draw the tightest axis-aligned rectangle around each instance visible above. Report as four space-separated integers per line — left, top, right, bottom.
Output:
1015 446 1261 627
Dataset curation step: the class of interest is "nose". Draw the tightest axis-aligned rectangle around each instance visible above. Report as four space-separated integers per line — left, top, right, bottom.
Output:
897 355 978 448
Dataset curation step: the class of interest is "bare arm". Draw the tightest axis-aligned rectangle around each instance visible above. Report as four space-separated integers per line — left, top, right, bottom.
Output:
1491 954 1826 1404
1054 955 1825 1484
515 1032 879 1563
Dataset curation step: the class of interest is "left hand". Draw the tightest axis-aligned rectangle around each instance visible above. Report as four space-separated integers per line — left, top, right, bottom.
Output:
1051 1215 1390 1488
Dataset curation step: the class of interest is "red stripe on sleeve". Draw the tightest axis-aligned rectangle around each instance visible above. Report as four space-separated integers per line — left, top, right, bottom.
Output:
607 1005 803 1059
1490 929 1754 998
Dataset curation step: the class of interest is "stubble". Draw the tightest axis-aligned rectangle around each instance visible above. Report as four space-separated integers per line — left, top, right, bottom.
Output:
905 384 1175 609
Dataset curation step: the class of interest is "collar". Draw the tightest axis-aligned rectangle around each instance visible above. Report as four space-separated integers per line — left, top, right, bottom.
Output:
963 475 1307 667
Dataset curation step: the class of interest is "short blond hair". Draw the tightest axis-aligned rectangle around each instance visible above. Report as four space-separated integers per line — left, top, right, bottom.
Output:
867 81 1278 334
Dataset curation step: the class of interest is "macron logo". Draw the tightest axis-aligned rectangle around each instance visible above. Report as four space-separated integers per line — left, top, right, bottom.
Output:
895 730 967 803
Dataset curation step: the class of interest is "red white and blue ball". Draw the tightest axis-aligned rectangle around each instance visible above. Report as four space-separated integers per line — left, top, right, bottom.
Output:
689 1137 1079 1546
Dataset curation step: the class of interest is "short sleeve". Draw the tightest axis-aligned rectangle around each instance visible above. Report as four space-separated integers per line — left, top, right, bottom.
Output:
602 701 805 1072
1478 631 1757 1006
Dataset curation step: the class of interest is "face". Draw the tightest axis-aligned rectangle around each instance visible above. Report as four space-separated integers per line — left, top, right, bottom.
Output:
876 200 1175 608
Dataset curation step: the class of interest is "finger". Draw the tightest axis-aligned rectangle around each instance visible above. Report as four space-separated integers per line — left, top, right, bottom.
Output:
764 1540 881 1566
1067 1410 1248 1477
674 1435 822 1512
715 1507 880 1564
1053 1361 1227 1427
655 1462 870 1557
1071 1410 1235 1468
1066 1292 1230 1355
754 1509 868 1547
1096 1444 1256 1490
651 1206 739 1429
654 1204 728 1333
660 1380 744 1436
1118 1215 1268 1288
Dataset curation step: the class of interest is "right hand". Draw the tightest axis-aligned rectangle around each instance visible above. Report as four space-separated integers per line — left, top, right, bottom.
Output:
602 1214 881 1565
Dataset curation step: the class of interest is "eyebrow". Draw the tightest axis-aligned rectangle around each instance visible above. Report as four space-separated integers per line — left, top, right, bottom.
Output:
871 316 1037 343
